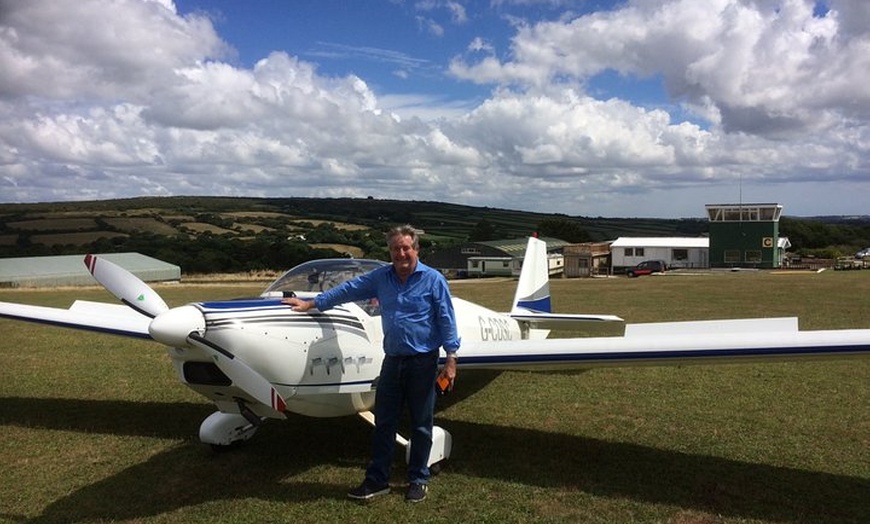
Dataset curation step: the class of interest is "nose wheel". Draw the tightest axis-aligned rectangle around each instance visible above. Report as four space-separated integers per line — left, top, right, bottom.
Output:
199 411 263 449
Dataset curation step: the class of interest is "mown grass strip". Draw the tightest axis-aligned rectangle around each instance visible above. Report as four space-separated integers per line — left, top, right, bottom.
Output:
0 271 867 523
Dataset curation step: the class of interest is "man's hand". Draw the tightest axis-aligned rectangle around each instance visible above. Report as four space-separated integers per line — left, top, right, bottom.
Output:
438 354 458 391
282 297 315 312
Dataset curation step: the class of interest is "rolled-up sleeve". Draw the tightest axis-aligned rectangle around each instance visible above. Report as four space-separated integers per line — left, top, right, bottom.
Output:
433 277 460 352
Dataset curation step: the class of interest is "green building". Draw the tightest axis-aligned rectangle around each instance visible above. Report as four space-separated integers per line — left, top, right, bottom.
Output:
705 203 788 269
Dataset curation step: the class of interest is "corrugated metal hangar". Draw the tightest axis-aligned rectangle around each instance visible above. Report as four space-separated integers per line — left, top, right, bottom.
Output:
0 253 180 288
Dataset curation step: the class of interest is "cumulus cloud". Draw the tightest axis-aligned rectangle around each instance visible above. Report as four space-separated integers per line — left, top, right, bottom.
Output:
451 0 870 137
0 0 228 100
0 0 868 217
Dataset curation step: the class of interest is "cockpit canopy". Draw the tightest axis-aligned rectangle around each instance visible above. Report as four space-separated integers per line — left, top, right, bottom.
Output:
263 258 387 295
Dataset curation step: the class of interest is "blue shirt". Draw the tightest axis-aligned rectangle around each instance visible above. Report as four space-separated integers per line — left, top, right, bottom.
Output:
314 261 460 356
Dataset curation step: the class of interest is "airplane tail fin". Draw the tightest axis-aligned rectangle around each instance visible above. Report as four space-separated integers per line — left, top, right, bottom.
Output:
509 237 624 333
511 236 552 314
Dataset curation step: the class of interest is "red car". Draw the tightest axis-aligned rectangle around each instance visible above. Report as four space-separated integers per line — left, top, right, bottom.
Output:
626 260 667 277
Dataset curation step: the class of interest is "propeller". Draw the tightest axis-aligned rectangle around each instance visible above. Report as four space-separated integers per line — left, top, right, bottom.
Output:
187 333 287 418
84 254 286 418
84 254 168 318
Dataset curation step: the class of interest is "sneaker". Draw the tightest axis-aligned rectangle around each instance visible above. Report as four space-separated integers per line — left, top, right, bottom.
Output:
405 483 428 503
347 479 390 501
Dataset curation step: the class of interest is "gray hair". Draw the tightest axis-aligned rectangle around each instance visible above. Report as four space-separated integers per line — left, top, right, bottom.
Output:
386 225 419 249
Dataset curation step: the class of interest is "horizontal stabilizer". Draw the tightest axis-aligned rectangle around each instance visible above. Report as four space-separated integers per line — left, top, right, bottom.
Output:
510 310 624 330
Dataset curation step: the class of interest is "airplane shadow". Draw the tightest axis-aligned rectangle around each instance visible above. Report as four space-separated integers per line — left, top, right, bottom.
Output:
1 396 372 523
2 394 868 523
0 396 214 440
445 419 869 523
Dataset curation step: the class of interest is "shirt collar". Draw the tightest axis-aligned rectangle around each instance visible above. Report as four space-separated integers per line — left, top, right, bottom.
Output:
392 260 423 281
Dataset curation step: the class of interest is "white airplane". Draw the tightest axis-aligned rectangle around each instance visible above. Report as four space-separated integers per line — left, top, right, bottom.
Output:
1 237 868 470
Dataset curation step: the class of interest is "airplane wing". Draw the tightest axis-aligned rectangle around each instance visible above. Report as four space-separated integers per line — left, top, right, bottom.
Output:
458 317 870 370
0 299 152 339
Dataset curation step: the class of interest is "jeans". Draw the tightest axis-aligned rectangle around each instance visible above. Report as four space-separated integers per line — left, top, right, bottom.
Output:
366 350 439 485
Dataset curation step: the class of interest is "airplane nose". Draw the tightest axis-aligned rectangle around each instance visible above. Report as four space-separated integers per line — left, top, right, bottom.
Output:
149 305 205 346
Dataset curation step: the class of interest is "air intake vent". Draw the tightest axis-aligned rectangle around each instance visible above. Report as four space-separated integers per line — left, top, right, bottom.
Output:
183 361 232 386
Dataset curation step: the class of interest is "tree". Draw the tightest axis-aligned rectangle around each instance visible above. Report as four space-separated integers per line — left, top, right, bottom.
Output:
468 219 498 241
536 218 590 243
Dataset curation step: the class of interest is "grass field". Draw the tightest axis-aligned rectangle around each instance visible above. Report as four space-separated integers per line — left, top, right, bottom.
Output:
1 271 868 523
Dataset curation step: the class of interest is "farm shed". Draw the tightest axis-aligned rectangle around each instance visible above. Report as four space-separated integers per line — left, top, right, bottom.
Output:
610 237 709 273
426 237 569 278
563 241 613 278
0 253 180 288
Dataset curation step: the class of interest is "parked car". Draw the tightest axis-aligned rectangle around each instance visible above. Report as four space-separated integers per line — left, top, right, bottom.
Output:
626 259 667 277
856 247 870 259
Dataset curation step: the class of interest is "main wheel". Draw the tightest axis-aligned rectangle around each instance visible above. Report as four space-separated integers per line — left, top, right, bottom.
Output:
429 461 444 475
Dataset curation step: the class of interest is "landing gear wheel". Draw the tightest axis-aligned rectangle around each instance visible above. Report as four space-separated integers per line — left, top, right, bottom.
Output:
429 460 444 475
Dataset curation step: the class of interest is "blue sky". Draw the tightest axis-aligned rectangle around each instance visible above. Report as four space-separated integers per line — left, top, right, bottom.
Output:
176 1 685 123
174 1 592 114
1 0 868 218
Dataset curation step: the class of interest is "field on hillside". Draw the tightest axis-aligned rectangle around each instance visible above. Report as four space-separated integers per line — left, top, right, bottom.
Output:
0 271 868 523
0 196 712 251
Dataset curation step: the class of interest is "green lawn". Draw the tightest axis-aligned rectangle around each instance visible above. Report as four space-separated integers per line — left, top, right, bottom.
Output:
1 270 868 523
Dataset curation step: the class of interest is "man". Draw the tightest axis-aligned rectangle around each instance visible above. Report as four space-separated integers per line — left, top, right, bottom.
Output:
283 225 460 503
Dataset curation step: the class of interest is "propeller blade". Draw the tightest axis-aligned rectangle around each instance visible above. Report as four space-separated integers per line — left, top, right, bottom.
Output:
187 332 287 418
84 254 169 318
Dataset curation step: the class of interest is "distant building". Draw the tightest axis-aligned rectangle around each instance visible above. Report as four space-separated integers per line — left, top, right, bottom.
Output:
610 237 709 272
563 242 613 278
0 253 180 288
705 203 790 269
425 237 570 278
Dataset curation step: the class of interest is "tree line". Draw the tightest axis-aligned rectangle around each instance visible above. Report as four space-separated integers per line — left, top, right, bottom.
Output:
2 196 869 272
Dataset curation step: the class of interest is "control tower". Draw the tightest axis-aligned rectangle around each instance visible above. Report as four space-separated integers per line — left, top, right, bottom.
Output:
705 203 785 268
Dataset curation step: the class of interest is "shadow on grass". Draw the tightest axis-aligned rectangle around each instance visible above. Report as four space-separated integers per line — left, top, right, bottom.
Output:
447 419 869 524
2 396 372 523
3 394 868 524
0 397 214 440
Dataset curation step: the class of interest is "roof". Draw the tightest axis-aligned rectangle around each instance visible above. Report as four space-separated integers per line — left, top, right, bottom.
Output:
610 237 710 248
0 252 180 288
475 237 569 256
704 202 782 209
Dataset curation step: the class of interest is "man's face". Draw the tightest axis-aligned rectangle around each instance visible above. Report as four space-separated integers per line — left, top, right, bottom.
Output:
389 234 418 278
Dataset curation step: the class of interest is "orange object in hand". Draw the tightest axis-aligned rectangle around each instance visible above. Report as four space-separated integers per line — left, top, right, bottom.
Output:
436 375 450 396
